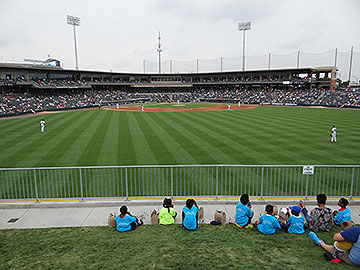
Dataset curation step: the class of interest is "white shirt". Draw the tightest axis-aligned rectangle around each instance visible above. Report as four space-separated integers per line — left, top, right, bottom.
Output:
332 127 337 135
40 120 45 127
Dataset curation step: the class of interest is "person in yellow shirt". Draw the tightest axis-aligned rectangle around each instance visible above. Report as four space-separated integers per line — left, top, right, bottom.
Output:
158 198 177 225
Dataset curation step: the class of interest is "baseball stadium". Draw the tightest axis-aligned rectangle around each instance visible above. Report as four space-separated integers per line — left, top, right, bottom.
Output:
1 1 360 269
1 57 360 269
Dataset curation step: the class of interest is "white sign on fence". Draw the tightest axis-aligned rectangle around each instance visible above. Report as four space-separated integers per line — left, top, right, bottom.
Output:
303 165 314 175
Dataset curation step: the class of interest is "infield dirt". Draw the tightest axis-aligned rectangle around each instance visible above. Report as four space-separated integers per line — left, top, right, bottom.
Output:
106 104 257 112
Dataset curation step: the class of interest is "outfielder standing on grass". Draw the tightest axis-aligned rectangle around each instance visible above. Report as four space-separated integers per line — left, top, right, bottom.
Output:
40 119 45 133
331 125 337 143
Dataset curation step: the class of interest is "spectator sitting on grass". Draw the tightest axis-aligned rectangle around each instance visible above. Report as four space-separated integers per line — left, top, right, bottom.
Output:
115 205 143 232
159 198 177 225
255 204 281 235
234 193 254 228
285 206 305 234
333 198 352 226
299 194 333 232
182 199 204 231
333 221 356 253
309 222 359 267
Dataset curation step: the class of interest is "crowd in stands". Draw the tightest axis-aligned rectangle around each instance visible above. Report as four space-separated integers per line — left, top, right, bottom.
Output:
0 73 321 87
32 79 90 88
1 87 359 116
0 90 150 115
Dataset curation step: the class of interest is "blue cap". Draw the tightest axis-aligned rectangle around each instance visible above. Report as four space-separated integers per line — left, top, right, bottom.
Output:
289 206 301 214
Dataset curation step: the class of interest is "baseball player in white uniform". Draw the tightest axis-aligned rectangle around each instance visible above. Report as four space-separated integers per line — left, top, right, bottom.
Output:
331 125 337 143
40 119 46 132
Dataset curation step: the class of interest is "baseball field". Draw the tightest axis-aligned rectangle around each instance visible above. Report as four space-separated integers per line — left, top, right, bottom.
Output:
0 103 359 199
0 104 359 168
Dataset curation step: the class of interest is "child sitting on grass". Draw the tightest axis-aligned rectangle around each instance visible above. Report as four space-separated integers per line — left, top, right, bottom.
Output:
159 198 177 225
182 199 203 231
115 205 143 232
333 198 352 226
234 193 254 228
286 206 305 234
255 204 281 235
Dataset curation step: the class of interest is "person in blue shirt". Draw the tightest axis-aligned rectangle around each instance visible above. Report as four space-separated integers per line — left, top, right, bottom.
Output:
309 226 360 267
333 198 352 226
234 193 254 228
256 204 281 235
286 206 305 234
182 199 200 231
114 205 143 232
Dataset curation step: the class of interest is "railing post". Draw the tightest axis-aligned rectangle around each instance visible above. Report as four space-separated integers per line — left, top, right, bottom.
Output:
33 169 39 203
260 167 264 200
171 167 174 200
79 168 84 202
350 167 355 199
125 167 129 201
216 166 219 200
305 174 309 200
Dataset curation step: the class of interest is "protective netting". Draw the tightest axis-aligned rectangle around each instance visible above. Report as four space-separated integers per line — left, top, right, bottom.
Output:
1 49 358 82
143 49 359 82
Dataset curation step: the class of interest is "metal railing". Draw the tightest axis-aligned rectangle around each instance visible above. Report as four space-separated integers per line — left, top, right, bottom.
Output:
0 165 359 201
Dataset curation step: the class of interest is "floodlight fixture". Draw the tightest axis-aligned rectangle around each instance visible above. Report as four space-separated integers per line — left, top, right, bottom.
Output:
67 15 81 26
67 15 81 70
238 21 251 71
238 22 251 31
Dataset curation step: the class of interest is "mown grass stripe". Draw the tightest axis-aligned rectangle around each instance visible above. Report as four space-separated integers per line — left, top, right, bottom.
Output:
76 111 112 166
117 112 137 165
95 111 118 165
126 112 158 165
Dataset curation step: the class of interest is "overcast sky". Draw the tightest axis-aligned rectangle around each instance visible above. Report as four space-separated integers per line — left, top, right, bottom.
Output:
0 0 359 77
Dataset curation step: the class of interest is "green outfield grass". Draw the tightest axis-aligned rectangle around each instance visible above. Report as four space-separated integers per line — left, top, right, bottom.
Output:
0 106 359 168
0 225 353 270
0 105 359 199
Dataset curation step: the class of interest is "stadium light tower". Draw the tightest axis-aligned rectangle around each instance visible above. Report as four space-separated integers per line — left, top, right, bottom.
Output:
157 31 162 74
67 15 81 70
238 21 251 71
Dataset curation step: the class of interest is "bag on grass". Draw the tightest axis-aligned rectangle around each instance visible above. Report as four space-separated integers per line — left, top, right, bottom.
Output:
214 210 226 225
108 213 116 228
151 210 158 225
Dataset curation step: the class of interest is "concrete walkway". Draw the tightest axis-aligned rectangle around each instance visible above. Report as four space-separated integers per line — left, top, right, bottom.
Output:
1 199 359 230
